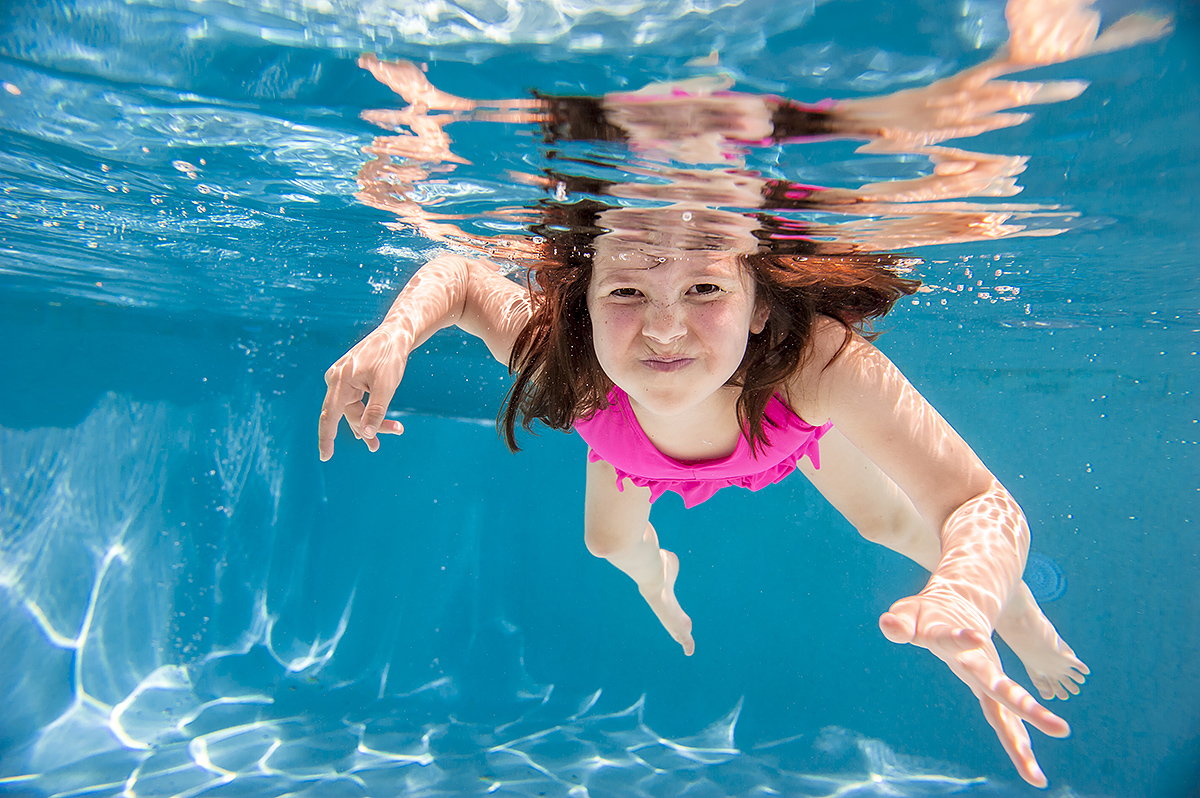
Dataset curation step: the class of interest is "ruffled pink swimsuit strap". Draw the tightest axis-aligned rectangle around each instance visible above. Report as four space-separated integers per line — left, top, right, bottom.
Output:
574 387 832 508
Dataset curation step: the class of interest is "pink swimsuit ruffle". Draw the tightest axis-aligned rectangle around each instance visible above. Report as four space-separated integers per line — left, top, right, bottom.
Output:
575 387 831 508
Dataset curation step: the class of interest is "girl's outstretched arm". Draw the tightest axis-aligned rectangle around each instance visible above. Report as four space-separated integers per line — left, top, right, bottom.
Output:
790 318 1067 788
318 255 531 460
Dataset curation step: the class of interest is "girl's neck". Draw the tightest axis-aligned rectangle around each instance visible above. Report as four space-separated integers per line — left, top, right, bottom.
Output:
626 386 744 461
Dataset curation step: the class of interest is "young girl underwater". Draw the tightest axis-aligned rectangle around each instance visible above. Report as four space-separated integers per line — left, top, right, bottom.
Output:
319 201 1082 787
319 2 1169 787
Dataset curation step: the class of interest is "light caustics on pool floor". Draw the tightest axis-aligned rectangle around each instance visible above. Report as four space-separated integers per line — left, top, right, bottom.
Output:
0 392 1016 798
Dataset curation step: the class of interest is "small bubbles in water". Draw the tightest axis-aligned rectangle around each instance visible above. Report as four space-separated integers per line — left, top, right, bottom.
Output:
2 81 20 95
682 211 693 222
553 181 567 201
532 236 546 245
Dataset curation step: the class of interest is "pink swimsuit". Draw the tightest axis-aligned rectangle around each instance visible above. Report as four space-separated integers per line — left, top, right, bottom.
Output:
574 387 833 508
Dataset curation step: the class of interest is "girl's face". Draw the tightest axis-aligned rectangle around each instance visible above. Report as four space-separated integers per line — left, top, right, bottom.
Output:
586 241 767 419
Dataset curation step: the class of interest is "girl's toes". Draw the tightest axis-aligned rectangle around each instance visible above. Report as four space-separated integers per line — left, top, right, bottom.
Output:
879 608 917 645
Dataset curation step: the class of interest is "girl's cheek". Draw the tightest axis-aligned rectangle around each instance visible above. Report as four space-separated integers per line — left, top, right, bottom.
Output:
692 301 738 330
603 306 643 334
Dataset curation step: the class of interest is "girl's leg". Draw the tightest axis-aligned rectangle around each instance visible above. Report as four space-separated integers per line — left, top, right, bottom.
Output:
584 457 695 656
798 428 1088 699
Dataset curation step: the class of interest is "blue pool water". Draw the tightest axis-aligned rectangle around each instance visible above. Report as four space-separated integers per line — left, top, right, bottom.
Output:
2 1 1198 797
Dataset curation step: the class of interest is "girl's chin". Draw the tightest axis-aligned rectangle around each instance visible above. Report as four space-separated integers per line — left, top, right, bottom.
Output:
623 387 717 418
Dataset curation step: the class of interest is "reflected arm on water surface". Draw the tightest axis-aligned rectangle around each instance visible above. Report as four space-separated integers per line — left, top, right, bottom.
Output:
318 255 531 460
835 0 1170 151
792 323 1070 787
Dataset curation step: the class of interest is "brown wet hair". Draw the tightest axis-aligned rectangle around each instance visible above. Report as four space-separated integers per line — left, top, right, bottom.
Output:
530 94 842 145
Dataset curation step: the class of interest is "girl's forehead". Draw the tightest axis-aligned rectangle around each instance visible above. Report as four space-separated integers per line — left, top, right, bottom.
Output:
591 250 747 284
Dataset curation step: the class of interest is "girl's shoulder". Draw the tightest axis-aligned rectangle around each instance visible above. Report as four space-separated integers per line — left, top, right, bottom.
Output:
782 315 858 425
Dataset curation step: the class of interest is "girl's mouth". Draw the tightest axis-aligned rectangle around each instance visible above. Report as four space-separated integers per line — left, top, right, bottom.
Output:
641 357 695 372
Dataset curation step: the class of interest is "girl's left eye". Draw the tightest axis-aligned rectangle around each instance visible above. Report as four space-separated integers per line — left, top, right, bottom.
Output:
690 283 721 295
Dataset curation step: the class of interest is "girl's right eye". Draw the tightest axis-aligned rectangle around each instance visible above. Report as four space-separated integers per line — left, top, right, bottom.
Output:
611 288 641 298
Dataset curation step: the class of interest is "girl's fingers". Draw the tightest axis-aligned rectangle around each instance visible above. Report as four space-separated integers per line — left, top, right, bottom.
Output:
319 370 366 460
377 419 405 435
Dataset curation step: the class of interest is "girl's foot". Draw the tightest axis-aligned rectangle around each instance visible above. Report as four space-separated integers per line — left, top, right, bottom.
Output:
638 549 695 656
995 582 1089 700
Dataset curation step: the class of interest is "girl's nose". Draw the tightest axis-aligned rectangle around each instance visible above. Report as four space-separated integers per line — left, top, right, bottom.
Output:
642 300 687 343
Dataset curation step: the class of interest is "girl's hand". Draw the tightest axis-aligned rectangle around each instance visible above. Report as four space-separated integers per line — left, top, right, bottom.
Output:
880 589 1070 788
358 54 476 111
318 255 530 463
318 323 411 460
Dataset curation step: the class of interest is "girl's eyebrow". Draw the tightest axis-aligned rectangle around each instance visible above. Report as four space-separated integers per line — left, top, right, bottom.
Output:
592 273 647 292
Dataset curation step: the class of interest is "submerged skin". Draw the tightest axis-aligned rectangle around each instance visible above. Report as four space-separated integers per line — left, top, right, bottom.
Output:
318 252 1088 788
